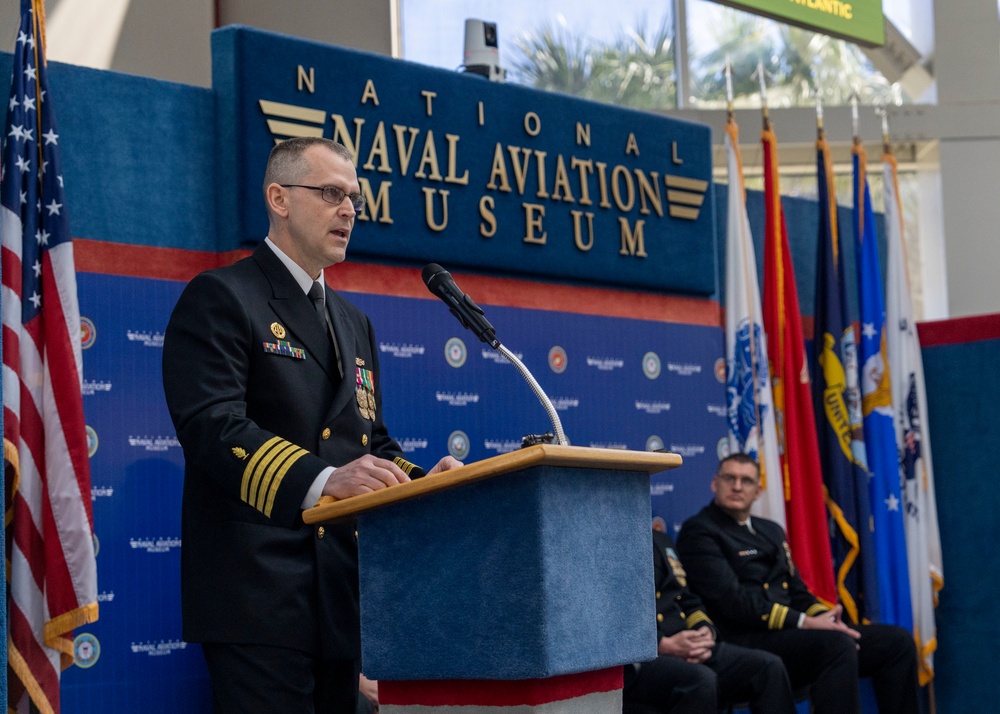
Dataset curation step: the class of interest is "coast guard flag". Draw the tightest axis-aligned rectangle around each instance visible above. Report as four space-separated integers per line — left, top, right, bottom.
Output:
884 149 942 682
2 1 99 711
812 133 879 624
761 124 836 603
723 118 785 529
852 141 912 629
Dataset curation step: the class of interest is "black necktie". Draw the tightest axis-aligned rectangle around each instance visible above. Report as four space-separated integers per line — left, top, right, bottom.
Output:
308 282 327 329
308 282 341 375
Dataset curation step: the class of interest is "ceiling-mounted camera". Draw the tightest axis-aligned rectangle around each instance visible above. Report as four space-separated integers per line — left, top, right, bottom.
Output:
462 18 506 82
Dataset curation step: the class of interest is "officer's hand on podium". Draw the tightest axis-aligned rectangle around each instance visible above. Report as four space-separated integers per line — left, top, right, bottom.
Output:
322 454 410 499
427 456 464 475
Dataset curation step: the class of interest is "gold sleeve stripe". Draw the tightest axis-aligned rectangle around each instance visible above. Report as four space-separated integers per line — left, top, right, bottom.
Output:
393 457 419 476
254 443 306 512
686 611 712 629
241 437 308 517
247 442 299 509
768 603 790 630
261 448 307 518
241 436 282 502
806 604 830 617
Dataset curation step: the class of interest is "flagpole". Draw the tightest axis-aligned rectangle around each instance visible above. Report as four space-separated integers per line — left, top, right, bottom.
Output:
725 55 734 121
851 92 866 241
757 62 784 488
850 90 860 142
755 61 771 132
757 62 787 503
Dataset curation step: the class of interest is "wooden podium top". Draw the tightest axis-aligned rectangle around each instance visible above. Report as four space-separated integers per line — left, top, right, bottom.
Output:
302 444 682 524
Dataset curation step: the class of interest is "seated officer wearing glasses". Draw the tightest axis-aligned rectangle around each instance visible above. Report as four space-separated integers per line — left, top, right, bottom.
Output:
624 528 796 714
675 454 919 714
163 137 461 713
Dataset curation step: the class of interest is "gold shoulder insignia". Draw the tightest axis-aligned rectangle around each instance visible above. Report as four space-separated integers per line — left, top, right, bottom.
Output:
232 447 249 460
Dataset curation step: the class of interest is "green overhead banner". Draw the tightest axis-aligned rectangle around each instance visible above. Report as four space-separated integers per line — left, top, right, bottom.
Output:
714 0 885 46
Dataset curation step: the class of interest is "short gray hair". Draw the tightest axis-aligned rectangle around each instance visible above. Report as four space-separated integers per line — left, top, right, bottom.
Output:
262 138 353 192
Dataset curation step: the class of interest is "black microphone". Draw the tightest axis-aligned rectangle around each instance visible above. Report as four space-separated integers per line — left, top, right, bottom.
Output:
422 263 500 348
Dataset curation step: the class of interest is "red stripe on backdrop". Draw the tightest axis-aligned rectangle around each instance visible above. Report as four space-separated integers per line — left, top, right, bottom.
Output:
72 239 722 326
72 238 248 282
917 313 1000 347
379 667 623 706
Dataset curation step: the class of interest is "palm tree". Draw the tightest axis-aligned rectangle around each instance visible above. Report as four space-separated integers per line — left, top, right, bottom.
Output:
510 14 676 110
508 19 596 97
689 11 779 106
509 9 896 111
688 9 894 109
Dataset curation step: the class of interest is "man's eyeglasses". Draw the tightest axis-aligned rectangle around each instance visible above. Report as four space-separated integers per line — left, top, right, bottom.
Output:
716 473 759 488
281 184 366 211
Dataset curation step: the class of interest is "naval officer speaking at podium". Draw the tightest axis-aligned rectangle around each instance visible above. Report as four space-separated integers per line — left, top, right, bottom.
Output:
162 137 461 714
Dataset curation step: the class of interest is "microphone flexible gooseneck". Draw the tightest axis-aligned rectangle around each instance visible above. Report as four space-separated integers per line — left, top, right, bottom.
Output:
421 264 569 446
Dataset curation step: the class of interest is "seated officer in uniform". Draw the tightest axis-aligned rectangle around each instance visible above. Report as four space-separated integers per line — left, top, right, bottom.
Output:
675 454 919 714
623 528 796 714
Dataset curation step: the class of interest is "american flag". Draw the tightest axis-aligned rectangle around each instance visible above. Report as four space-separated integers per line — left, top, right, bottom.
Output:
2 1 99 711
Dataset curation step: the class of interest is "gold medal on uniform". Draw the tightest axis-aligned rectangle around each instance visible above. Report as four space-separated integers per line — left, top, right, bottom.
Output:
355 388 369 420
356 366 376 421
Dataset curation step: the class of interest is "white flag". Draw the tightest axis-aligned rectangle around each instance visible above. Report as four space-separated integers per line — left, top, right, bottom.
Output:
884 152 943 685
724 120 785 528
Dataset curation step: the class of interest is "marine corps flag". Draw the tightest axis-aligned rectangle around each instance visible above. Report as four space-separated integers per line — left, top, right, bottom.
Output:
761 121 836 603
2 1 99 710
884 147 942 682
852 140 912 629
723 117 785 529
812 128 879 624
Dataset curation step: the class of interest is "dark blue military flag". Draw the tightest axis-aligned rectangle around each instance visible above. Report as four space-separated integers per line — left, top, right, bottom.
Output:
811 129 879 624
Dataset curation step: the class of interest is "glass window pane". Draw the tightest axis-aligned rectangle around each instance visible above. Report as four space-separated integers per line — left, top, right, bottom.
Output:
687 0 907 109
400 0 677 110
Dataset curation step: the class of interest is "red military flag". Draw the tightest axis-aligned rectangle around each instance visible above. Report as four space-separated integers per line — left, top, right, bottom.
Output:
2 1 99 711
761 120 836 603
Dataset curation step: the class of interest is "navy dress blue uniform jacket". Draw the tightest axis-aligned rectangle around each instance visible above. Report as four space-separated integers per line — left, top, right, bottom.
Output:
162 244 416 660
675 501 830 638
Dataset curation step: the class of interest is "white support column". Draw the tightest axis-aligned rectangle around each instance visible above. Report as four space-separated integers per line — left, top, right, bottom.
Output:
933 0 1000 317
916 169 948 320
